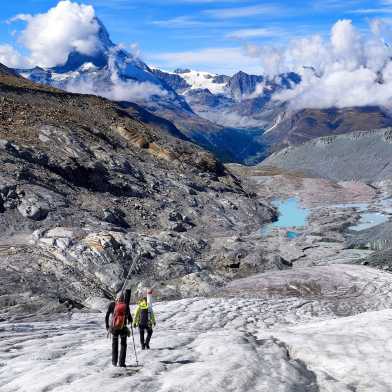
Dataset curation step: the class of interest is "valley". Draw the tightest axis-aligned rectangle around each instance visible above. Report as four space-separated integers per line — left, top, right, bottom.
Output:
2 1 392 390
2 104 391 389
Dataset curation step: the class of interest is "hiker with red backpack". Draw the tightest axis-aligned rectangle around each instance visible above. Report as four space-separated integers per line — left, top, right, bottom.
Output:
105 290 133 367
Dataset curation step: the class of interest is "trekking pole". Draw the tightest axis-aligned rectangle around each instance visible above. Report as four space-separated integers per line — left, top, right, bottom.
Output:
130 324 139 366
120 249 141 295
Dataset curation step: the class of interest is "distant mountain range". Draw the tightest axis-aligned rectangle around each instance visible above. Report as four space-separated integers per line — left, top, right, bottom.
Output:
151 68 300 129
13 17 392 164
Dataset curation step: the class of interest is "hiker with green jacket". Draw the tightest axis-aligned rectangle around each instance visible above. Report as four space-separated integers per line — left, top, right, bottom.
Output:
133 297 156 349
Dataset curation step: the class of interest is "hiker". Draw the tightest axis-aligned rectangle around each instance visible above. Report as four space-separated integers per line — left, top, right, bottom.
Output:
105 290 133 367
133 297 156 350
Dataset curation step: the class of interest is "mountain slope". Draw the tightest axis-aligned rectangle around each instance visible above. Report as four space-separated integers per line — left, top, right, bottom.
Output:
264 106 392 150
261 127 392 182
0 63 277 320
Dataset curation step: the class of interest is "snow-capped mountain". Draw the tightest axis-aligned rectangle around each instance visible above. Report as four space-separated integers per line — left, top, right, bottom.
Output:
151 67 300 128
151 68 228 95
17 18 192 115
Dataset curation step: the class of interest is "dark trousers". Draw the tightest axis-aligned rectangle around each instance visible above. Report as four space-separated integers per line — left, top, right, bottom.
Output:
112 329 127 366
139 326 153 348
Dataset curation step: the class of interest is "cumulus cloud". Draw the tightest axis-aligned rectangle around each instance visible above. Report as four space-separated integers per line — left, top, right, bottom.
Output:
0 44 31 68
10 0 103 68
247 19 392 110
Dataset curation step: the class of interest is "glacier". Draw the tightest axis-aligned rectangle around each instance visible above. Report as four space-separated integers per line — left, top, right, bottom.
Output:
2 264 392 391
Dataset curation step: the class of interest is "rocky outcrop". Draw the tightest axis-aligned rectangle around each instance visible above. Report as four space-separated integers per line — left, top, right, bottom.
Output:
151 68 191 93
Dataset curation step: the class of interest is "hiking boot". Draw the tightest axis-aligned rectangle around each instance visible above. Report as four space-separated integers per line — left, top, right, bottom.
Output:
146 344 150 349
119 363 126 368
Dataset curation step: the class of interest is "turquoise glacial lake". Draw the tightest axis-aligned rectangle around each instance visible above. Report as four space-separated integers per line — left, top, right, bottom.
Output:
261 198 310 236
334 202 389 231
261 197 391 237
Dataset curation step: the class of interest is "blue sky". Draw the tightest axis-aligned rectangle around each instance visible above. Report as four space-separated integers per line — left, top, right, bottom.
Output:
1 0 392 74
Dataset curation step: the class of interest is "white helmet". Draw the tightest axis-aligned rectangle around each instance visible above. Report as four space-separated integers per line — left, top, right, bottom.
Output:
116 292 125 301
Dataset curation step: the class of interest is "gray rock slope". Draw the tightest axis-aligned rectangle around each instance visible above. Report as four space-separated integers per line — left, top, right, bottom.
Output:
262 128 392 182
0 64 279 321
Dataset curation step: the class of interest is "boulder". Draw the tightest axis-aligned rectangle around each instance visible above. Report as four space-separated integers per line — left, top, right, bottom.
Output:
17 199 48 220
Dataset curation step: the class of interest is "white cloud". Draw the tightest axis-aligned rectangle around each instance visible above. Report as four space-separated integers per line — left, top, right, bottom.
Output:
348 0 392 13
0 44 31 68
246 19 392 111
197 109 263 128
152 16 208 28
10 0 103 68
6 14 31 24
226 28 284 40
312 0 365 10
65 77 166 102
274 67 392 110
350 7 392 14
147 47 262 75
204 5 280 19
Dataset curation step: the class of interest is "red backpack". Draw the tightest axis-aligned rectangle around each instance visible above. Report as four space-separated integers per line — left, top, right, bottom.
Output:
112 301 127 331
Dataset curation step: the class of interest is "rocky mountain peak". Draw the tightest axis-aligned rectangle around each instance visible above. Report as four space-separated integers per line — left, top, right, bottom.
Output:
227 71 264 100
